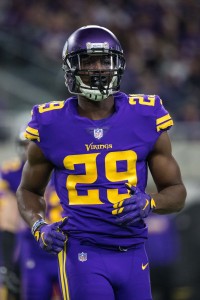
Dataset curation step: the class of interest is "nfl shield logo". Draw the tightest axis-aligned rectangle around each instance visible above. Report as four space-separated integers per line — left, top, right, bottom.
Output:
94 128 103 139
78 252 87 262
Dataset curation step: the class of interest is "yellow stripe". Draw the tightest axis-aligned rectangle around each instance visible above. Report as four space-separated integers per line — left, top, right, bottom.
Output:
142 199 149 210
113 199 124 209
112 207 124 215
151 198 156 209
156 114 171 125
63 243 70 299
58 250 67 300
26 126 39 136
58 244 70 300
41 232 48 246
24 132 40 142
157 120 174 132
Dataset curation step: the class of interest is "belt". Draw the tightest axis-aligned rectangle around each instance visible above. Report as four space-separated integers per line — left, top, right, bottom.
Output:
118 246 128 252
81 241 143 252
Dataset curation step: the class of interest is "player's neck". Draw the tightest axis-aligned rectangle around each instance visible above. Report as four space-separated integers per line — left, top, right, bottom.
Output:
77 95 115 120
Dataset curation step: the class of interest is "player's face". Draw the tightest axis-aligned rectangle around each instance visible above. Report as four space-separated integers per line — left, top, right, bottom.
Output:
80 54 112 70
79 54 114 86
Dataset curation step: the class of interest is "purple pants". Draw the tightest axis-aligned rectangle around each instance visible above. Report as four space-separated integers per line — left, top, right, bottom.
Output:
58 238 152 300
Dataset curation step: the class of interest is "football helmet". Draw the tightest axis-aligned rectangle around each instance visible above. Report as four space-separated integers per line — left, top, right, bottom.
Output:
62 25 125 101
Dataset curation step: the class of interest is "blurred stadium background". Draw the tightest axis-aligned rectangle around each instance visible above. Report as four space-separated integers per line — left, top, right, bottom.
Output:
0 0 199 299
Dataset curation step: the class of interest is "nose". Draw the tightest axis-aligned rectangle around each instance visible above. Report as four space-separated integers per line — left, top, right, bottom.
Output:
92 58 101 69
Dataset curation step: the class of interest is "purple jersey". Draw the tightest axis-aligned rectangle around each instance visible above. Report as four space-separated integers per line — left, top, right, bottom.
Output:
25 92 173 247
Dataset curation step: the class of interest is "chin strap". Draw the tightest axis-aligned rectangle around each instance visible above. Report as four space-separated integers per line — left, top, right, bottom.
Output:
77 75 117 101
81 90 109 101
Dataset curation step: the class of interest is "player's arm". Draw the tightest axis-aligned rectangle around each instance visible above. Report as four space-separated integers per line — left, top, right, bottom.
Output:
16 141 53 228
147 131 186 214
16 142 67 254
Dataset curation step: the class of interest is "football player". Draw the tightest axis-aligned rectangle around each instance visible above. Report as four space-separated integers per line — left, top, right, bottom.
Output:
17 25 186 300
0 131 62 300
0 130 28 299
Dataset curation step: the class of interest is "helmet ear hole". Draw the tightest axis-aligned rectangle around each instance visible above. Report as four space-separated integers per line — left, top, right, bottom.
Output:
62 25 125 101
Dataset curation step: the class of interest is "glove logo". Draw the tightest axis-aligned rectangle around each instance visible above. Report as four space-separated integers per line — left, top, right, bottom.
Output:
142 199 149 210
34 231 40 242
78 252 87 262
142 263 149 270
151 198 156 209
41 232 48 246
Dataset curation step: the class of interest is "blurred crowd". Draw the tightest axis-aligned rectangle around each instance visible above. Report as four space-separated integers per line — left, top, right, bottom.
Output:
0 2 200 299
0 0 199 121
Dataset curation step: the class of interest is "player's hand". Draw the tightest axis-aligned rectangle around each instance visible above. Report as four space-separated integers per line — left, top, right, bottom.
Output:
112 184 156 225
33 217 68 255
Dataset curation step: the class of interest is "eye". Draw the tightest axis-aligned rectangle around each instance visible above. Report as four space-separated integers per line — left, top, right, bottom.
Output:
101 55 111 65
80 55 91 66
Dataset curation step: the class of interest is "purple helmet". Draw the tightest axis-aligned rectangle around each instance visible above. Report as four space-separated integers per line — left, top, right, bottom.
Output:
62 25 125 101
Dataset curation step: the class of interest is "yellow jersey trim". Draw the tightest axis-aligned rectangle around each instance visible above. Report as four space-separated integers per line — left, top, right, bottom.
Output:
26 126 39 136
156 114 171 125
157 120 174 132
58 244 70 300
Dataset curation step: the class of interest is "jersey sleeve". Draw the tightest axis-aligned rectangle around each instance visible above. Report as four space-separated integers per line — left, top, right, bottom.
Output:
24 106 40 142
24 101 65 143
155 96 174 132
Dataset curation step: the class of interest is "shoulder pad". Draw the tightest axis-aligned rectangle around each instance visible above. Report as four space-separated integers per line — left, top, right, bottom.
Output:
25 100 65 142
35 100 65 114
128 94 159 108
128 94 173 132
